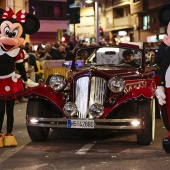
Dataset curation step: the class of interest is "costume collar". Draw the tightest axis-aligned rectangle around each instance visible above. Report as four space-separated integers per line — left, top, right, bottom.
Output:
0 46 20 57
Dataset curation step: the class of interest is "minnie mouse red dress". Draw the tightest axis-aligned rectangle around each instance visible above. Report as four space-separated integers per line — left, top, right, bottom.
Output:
0 47 26 99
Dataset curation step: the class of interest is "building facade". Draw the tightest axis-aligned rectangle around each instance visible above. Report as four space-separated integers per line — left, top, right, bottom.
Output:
0 0 71 45
1 0 170 46
103 0 170 46
29 0 70 45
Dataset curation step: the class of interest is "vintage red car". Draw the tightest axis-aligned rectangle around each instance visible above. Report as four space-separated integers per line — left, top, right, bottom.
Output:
24 43 158 145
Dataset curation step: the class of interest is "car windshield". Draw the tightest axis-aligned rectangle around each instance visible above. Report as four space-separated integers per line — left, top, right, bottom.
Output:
76 46 142 68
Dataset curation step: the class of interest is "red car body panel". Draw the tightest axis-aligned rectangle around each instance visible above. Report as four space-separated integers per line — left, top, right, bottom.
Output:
24 85 65 112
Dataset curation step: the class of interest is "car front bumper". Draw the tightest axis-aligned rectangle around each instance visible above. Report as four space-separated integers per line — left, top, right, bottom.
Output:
26 116 143 130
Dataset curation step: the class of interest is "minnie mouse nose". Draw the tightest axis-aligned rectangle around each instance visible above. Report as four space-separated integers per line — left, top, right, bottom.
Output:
8 32 13 38
8 32 16 38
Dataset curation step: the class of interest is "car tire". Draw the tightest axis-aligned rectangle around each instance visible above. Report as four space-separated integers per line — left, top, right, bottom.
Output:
26 99 50 142
136 99 155 145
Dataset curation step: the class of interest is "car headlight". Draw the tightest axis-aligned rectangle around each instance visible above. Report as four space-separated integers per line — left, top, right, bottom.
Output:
49 74 66 91
63 102 78 117
89 103 104 118
108 76 125 93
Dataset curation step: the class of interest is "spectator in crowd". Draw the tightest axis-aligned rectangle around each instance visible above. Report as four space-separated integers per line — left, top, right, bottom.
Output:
50 42 61 60
24 46 40 82
122 49 140 68
81 50 89 61
38 43 52 64
24 52 37 82
58 45 67 59
149 50 157 64
35 43 45 60
68 41 75 51
65 47 74 61
43 44 52 60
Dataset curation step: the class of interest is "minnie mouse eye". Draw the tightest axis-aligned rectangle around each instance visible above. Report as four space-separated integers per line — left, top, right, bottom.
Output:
12 28 18 37
4 26 10 36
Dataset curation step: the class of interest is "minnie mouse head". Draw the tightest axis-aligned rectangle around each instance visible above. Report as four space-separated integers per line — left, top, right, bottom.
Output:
0 7 40 51
158 4 170 46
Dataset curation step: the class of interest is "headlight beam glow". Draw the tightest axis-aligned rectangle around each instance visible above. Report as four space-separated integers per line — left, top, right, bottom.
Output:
30 118 39 123
131 120 140 126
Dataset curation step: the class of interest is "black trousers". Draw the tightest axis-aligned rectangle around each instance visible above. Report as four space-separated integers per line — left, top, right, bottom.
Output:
0 99 15 134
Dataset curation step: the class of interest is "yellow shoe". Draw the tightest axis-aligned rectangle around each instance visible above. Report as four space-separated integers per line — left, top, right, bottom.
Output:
0 133 4 147
4 134 17 147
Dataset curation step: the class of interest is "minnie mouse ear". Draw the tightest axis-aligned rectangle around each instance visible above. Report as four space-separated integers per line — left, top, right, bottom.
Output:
24 13 40 34
158 4 170 26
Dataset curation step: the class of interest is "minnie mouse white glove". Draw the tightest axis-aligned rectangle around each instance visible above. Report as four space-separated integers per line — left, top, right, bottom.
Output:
155 86 166 105
24 79 39 88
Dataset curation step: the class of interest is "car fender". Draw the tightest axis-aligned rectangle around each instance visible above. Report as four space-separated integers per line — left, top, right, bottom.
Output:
24 85 65 112
102 87 155 118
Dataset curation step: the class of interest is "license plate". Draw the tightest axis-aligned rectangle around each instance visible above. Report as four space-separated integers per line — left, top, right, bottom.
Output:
67 119 94 129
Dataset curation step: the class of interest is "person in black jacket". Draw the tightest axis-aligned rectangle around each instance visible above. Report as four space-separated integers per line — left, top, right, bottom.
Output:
50 42 61 60
155 4 170 152
156 40 167 68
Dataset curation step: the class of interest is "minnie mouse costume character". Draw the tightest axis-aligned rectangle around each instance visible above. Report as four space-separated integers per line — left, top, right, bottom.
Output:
0 7 40 147
156 4 170 152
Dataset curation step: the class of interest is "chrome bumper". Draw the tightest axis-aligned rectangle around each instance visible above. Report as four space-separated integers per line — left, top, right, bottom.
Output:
26 116 143 130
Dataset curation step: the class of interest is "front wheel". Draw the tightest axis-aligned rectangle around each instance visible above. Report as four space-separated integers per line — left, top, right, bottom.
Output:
26 99 50 142
136 99 155 145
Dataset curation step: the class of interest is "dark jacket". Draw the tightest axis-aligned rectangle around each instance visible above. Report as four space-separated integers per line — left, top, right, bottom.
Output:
156 42 167 67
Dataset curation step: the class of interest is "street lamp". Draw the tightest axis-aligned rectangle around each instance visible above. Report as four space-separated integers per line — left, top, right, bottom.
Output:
85 0 100 44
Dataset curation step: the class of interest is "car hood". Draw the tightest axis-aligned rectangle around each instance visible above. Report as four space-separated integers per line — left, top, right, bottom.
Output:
73 65 143 80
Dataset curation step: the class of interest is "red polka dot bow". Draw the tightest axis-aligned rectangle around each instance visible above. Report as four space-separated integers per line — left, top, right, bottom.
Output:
2 7 27 23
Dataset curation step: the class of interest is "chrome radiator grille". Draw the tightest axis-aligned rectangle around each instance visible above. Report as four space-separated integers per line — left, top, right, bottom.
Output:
75 77 107 118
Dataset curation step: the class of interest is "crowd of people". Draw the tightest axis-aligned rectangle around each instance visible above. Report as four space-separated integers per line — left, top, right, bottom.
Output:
20 40 166 85
20 40 102 82
21 41 74 82
15 39 166 104
14 40 100 103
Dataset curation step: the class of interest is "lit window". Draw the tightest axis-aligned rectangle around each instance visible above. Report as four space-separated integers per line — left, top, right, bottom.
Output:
143 15 150 30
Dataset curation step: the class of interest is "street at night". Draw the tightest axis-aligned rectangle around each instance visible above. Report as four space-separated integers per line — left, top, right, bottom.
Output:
0 101 169 170
1 1 170 170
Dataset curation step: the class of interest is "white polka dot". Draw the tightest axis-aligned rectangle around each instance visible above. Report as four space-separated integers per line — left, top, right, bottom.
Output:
12 15 16 19
6 7 10 11
21 14 25 18
21 10 25 13
5 86 10 91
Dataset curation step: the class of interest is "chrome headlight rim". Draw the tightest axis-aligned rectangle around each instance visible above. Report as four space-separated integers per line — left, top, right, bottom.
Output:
89 103 104 118
63 102 78 117
108 76 125 93
49 74 67 91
